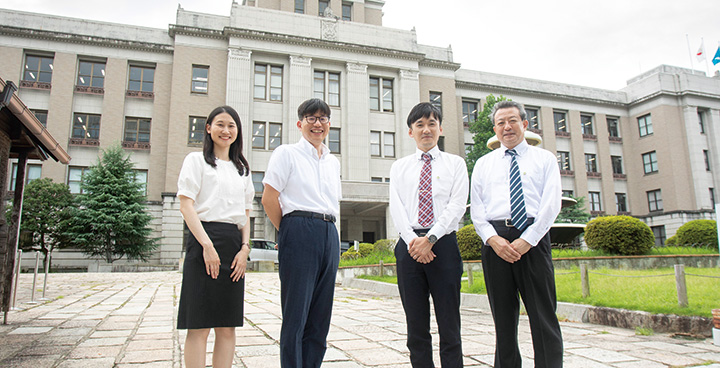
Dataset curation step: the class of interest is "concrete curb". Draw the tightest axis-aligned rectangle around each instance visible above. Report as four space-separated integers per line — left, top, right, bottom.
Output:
341 277 712 336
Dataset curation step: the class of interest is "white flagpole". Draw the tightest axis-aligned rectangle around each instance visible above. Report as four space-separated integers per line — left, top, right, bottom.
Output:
686 34 695 73
702 37 710 75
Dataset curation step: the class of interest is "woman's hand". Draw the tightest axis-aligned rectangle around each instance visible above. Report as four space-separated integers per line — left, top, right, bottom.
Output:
203 245 221 279
230 246 249 282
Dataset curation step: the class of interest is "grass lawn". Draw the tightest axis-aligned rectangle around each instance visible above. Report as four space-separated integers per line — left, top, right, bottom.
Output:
359 267 720 318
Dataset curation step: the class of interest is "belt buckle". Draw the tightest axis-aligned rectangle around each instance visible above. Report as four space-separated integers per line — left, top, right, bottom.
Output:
504 219 514 227
323 213 331 222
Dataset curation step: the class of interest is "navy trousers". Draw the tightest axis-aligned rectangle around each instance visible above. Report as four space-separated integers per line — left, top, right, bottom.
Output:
395 232 464 368
481 226 563 368
277 215 339 368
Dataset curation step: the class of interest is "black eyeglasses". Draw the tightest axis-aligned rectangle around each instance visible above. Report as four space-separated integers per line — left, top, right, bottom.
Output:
304 116 329 124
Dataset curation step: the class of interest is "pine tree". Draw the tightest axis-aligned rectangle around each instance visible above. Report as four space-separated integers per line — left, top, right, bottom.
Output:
465 94 508 177
66 144 158 263
15 178 73 270
556 195 592 224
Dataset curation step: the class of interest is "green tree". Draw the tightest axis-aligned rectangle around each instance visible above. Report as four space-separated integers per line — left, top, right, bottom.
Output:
556 195 591 224
15 178 73 269
465 94 508 176
66 144 158 263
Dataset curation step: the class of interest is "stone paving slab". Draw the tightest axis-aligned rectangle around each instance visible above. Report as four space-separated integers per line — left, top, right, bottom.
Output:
1 271 718 367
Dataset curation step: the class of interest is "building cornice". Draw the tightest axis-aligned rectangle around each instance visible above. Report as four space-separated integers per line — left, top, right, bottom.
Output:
0 25 174 53
419 59 461 71
222 27 426 62
455 80 628 107
627 89 720 106
168 25 227 40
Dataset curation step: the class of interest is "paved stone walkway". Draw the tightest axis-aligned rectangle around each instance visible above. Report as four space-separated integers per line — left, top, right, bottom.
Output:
1 271 719 367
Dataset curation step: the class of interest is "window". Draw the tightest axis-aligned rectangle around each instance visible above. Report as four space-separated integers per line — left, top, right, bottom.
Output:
294 0 304 13
23 54 53 84
637 114 652 137
438 136 445 151
369 77 393 112
589 191 602 212
371 177 383 183
615 193 627 213
607 116 620 138
252 122 282 150
342 2 352 20
128 65 154 92
554 110 568 132
584 153 597 173
647 189 663 212
252 172 265 193
328 127 341 154
562 190 574 197
133 169 148 196
191 65 209 93
462 100 478 127
10 163 41 191
611 156 623 174
699 111 705 134
384 132 395 158
526 107 540 130
30 109 48 126
429 91 442 113
77 60 105 88
711 188 716 207
651 226 666 247
319 0 329 15
642 151 658 174
188 116 206 145
72 113 101 140
124 117 151 143
313 71 340 106
704 150 711 171
557 151 571 171
68 166 89 194
254 64 283 101
369 131 395 157
581 114 594 135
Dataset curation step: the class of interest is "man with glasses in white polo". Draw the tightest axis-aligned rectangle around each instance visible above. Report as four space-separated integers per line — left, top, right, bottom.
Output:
262 98 342 368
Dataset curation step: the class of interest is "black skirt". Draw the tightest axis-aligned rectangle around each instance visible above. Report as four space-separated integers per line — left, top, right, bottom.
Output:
177 221 245 329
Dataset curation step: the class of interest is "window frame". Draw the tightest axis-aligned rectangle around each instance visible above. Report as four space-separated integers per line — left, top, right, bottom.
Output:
318 0 329 15
252 172 265 193
23 54 54 84
294 0 304 13
581 113 594 136
313 70 340 107
553 110 568 133
615 192 628 213
328 127 341 154
557 151 571 171
123 117 152 143
383 132 395 158
369 77 393 112
128 65 155 92
607 116 620 138
704 150 711 171
462 100 478 128
429 91 442 114
254 64 283 101
647 189 663 212
10 163 42 191
638 114 653 137
188 116 206 145
342 1 352 20
67 166 89 194
651 225 666 247
133 169 148 196
30 109 48 127
526 106 540 130
584 153 598 173
71 113 101 140
642 151 658 174
191 65 209 94
611 155 623 174
699 111 705 134
589 191 602 212
77 60 106 89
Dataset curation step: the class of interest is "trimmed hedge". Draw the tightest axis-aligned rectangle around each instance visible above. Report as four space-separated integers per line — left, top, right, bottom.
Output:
358 242 374 257
457 224 483 260
373 238 396 253
674 219 718 249
584 215 654 255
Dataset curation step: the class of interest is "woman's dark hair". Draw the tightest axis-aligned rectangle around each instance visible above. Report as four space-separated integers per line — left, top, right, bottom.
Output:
203 105 250 176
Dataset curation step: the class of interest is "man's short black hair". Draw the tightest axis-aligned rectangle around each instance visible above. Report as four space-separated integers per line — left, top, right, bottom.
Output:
406 102 442 128
297 98 331 120
490 100 527 125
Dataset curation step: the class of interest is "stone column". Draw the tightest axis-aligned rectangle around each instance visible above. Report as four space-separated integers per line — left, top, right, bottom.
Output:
397 69 420 158
288 55 313 144
226 47 253 157
344 62 369 180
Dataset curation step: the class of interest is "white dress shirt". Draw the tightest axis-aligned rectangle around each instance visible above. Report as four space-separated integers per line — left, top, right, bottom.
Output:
262 137 342 217
177 152 255 228
389 146 469 246
470 140 561 246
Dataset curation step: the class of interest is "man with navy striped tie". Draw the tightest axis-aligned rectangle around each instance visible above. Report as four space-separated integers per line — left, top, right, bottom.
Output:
470 100 563 368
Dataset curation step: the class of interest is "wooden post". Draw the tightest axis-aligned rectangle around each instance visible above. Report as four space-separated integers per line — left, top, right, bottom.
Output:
675 264 688 308
580 263 590 298
379 260 384 277
467 263 474 287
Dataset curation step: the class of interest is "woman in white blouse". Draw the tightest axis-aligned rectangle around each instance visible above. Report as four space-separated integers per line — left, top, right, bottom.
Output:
176 105 254 368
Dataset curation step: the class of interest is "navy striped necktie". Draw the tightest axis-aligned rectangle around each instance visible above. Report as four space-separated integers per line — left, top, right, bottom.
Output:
506 149 528 231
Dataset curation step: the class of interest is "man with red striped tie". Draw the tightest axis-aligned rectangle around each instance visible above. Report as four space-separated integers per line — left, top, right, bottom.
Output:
389 102 469 368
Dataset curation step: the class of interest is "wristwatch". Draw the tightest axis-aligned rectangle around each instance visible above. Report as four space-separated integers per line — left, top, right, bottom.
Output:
427 234 438 244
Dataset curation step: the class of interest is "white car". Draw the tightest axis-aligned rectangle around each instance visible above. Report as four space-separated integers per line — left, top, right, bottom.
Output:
249 239 278 264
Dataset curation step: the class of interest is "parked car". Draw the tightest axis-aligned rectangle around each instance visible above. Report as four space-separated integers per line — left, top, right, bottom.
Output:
249 239 278 264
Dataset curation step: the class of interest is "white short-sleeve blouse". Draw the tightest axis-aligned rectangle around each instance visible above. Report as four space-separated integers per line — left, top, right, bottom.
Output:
177 152 254 228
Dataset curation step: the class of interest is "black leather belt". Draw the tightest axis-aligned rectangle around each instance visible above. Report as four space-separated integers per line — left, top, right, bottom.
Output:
489 218 535 228
285 210 336 223
413 229 431 237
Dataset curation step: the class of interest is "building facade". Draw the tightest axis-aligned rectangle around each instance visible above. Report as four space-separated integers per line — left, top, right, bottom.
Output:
1 1 719 266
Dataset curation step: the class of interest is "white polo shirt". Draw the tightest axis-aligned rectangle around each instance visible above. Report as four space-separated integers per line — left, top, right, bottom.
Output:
262 137 341 217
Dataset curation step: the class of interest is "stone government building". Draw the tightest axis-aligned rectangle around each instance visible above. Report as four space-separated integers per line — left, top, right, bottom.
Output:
1 1 719 268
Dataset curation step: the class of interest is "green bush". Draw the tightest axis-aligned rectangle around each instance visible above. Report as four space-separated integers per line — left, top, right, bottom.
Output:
674 219 718 249
584 215 654 255
358 243 374 257
665 235 677 246
341 249 360 260
373 238 396 253
457 224 483 260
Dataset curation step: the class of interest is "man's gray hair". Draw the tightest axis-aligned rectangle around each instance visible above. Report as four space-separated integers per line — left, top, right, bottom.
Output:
490 100 527 125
